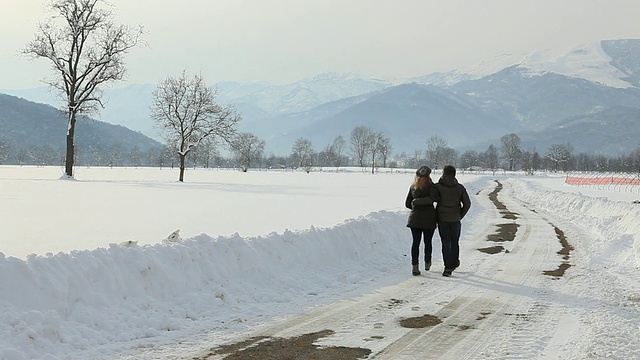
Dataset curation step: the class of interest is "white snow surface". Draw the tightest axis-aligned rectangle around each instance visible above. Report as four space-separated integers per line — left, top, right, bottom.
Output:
0 166 639 359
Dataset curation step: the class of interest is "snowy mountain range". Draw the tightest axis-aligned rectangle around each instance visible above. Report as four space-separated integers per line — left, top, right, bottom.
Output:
411 39 640 89
2 39 640 157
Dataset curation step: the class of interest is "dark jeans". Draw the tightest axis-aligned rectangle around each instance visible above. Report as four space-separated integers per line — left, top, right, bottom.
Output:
438 221 461 270
410 227 435 265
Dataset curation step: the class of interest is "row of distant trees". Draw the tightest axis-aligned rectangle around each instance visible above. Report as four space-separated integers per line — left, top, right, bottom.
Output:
3 129 640 176
454 134 640 175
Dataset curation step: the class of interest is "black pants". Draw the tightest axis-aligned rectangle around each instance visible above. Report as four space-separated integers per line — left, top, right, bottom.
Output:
410 227 435 265
438 221 461 270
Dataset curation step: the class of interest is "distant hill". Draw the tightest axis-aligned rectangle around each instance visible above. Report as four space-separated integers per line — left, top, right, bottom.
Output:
266 83 516 155
450 65 640 131
518 106 640 155
602 39 640 87
0 93 162 165
218 72 389 117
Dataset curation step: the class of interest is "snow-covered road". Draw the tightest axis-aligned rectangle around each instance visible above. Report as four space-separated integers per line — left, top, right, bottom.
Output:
188 178 640 359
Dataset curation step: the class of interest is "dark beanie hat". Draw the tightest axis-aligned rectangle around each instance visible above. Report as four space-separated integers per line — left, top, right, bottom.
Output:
443 165 456 176
416 165 431 177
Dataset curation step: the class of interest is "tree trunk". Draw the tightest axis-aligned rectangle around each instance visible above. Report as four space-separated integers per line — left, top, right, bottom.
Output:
179 153 186 182
371 154 375 174
64 111 76 177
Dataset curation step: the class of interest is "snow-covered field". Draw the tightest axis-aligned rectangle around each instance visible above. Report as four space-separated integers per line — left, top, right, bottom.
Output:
0 166 638 359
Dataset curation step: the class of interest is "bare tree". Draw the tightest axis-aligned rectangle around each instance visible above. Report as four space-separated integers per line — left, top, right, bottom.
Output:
28 144 59 166
398 150 423 169
367 132 392 174
500 133 522 171
291 138 314 172
329 135 347 170
632 147 640 175
459 150 479 170
0 135 10 164
376 134 392 169
151 145 177 169
318 144 333 167
319 137 344 169
151 70 241 181
129 146 142 167
426 135 448 169
531 149 542 172
197 138 219 168
230 132 266 172
546 143 573 172
368 132 382 174
483 144 499 174
350 126 373 169
521 150 533 175
106 143 125 167
442 147 458 167
24 0 142 177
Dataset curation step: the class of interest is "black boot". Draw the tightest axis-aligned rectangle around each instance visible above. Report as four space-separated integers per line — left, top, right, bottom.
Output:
412 264 421 276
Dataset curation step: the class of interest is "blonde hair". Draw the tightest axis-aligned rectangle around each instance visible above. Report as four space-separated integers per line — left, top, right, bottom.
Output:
411 174 432 190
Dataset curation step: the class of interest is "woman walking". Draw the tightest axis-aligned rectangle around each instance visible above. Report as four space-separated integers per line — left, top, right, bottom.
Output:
405 165 437 276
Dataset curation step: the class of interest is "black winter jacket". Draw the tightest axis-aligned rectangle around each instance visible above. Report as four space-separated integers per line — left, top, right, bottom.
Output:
431 175 471 222
405 185 437 229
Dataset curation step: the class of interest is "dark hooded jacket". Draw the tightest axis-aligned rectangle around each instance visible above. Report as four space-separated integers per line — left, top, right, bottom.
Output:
431 175 471 222
405 184 437 229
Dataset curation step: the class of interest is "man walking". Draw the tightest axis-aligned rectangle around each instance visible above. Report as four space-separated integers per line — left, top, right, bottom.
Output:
431 165 471 277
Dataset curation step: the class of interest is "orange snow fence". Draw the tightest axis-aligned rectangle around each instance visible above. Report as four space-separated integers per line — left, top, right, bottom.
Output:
565 176 640 185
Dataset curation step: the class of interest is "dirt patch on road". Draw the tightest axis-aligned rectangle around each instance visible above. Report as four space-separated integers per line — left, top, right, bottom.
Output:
480 181 519 255
543 263 572 278
554 227 573 260
478 245 505 254
487 223 519 242
476 311 492 320
489 181 519 220
201 336 269 358
543 226 574 279
455 324 474 331
197 330 371 360
400 314 442 329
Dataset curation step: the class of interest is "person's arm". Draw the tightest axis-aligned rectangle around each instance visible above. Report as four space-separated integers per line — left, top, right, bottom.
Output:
460 186 471 219
405 188 414 209
412 196 433 208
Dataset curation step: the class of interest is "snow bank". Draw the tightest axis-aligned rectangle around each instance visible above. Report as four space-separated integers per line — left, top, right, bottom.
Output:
0 210 407 360
508 178 640 267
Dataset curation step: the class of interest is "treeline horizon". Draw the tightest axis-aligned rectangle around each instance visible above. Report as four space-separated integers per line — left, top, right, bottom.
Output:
1 130 639 174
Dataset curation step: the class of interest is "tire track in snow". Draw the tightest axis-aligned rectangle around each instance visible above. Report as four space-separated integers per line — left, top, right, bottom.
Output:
470 180 578 360
373 180 563 359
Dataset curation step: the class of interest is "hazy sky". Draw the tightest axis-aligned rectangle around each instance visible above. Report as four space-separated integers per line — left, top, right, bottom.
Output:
1 0 639 89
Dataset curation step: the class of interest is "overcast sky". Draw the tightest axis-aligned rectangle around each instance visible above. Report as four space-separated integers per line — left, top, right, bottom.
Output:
1 0 639 89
